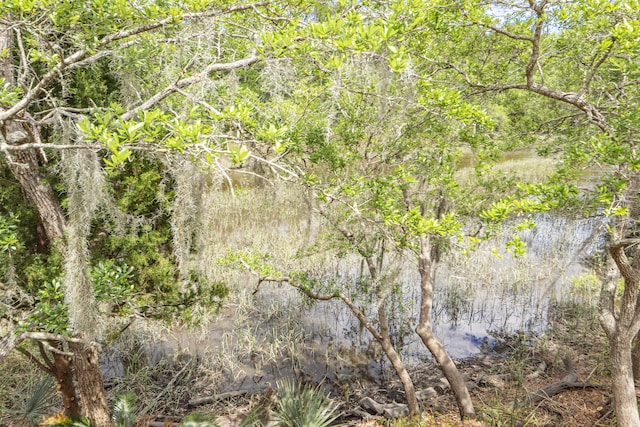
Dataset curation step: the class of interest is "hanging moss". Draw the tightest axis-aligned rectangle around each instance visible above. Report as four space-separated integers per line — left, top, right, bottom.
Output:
60 146 106 338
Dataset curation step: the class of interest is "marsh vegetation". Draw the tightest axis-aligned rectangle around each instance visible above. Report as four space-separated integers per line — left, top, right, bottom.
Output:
1 0 639 426
2 161 610 426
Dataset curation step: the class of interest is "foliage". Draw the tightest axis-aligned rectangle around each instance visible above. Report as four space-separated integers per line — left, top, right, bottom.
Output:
112 393 137 427
275 378 341 427
568 272 602 305
22 279 69 334
180 412 218 427
0 214 20 253
91 261 135 310
39 413 91 427
0 0 288 334
5 375 58 426
1 0 638 423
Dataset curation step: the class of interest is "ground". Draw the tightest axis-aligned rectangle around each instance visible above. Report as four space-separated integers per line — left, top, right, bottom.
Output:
0 303 617 427
197 303 614 427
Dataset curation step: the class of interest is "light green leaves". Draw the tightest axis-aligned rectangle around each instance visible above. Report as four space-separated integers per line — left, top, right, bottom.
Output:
480 197 554 222
506 235 527 257
605 205 629 217
257 123 289 154
401 209 462 237
104 148 133 170
78 108 219 169
388 45 408 72
0 216 20 252
219 249 281 280
229 144 250 165
0 78 22 105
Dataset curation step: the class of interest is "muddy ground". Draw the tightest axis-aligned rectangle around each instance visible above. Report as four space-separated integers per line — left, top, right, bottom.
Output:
151 305 613 427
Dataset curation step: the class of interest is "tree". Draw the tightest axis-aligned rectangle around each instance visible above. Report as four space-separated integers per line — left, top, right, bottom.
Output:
440 1 640 424
0 1 292 423
227 1 516 417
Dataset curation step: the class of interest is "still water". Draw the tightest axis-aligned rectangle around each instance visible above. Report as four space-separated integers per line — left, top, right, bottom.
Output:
107 212 604 394
102 153 606 392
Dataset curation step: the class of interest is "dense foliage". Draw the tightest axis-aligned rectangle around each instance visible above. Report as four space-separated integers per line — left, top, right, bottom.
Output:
1 0 639 425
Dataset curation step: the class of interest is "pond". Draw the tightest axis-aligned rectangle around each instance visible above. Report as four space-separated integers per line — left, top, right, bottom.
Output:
103 211 603 395
103 151 607 394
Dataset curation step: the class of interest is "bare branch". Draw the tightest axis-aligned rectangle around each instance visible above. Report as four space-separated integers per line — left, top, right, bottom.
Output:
38 340 74 357
465 80 614 135
525 5 546 87
251 4 291 22
249 154 299 179
0 330 91 363
580 37 616 95
609 239 640 327
487 24 533 42
16 347 55 375
119 53 259 121
37 341 55 371
14 28 29 91
258 276 384 341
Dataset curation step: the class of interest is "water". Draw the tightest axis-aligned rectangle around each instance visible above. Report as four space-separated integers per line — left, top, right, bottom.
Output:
105 213 602 395
272 213 603 361
103 187 605 393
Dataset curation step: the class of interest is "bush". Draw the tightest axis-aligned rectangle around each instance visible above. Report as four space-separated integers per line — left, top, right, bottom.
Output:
275 379 341 427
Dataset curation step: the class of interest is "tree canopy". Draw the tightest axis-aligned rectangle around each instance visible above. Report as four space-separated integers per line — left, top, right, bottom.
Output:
1 0 640 425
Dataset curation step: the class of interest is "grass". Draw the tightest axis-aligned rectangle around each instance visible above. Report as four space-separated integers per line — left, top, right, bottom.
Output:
0 353 62 426
455 148 559 185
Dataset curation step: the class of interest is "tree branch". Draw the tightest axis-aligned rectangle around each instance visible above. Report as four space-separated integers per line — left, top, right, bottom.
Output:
16 347 55 375
580 37 616 95
14 28 28 91
119 53 259 122
0 2 269 123
609 239 640 328
258 276 384 341
458 2 615 137
37 341 55 371
465 80 614 136
0 330 90 363
525 3 546 87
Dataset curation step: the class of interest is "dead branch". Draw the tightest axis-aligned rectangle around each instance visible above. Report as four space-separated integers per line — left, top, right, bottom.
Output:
187 390 249 407
16 347 55 375
0 330 91 363
516 356 603 407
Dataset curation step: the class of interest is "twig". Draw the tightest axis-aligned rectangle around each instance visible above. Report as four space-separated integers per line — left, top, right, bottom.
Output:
16 347 55 375
140 358 194 414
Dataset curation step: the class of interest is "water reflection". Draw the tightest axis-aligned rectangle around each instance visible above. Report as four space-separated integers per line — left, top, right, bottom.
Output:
285 213 603 360
103 212 604 392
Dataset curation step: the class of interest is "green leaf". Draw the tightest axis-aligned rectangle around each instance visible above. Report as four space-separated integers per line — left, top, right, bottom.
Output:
229 144 250 165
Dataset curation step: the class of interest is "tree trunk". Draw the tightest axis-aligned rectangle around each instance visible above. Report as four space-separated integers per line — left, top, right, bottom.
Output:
603 242 640 427
0 21 64 245
377 335 419 416
52 347 81 418
609 334 640 427
13 149 113 427
3 138 112 427
69 341 112 426
5 144 67 244
632 337 640 382
416 236 475 419
1 22 112 426
376 306 419 416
